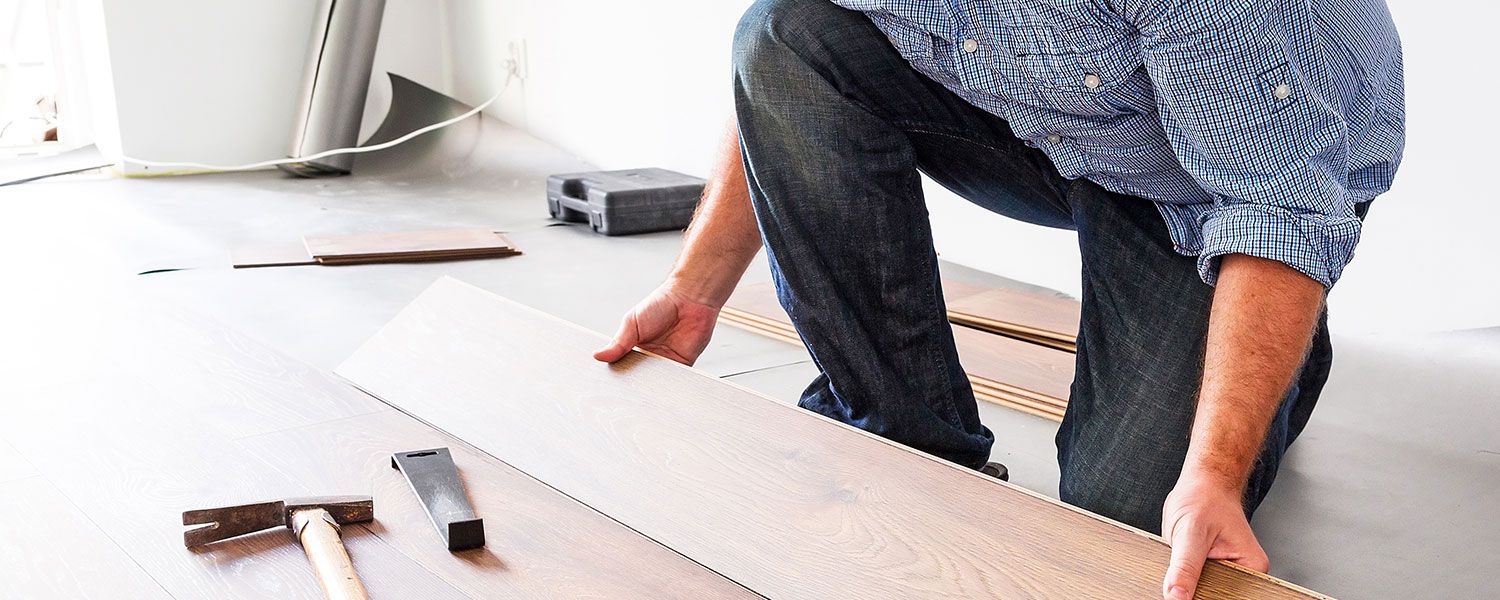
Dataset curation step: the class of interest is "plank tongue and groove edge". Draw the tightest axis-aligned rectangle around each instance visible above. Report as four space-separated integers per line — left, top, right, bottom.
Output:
337 277 1328 599
722 281 1075 421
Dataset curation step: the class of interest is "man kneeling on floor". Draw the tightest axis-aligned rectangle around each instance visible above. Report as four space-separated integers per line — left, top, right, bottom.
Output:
595 0 1404 597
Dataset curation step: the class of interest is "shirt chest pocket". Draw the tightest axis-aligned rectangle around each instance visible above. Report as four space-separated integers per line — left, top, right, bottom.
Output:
995 23 1144 116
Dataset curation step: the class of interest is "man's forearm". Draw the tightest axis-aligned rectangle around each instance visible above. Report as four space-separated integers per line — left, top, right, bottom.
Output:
1183 253 1325 491
668 121 763 307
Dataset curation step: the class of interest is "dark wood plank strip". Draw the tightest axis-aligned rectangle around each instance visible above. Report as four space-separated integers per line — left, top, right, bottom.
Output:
237 410 757 599
338 277 1326 599
0 476 171 599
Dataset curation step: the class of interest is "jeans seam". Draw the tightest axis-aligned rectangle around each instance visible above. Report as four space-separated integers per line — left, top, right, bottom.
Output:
918 219 969 455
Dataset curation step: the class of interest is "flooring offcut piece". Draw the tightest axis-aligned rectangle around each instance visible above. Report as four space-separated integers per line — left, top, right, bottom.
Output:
336 277 1327 599
720 282 1074 421
231 227 520 268
303 227 518 264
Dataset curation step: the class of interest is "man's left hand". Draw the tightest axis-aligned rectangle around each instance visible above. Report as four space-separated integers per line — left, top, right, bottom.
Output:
1161 477 1270 600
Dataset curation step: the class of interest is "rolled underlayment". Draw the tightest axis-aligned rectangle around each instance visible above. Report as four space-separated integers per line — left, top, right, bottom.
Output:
719 281 1078 421
282 0 388 177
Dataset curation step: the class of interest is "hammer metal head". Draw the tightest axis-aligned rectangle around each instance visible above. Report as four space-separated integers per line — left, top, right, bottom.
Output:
183 494 374 547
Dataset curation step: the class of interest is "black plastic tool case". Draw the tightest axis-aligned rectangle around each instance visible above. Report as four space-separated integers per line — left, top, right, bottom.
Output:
546 168 706 236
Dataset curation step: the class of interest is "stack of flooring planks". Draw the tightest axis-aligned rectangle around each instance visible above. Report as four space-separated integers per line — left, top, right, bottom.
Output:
336 277 1328 599
947 287 1080 352
719 281 1076 421
231 227 519 268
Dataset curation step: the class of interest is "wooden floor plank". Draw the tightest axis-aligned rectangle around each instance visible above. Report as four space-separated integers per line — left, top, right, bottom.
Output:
0 300 743 599
946 288 1081 347
120 309 388 439
723 283 1075 413
716 311 1068 420
236 411 756 599
338 277 1325 599
0 377 466 600
0 476 171 599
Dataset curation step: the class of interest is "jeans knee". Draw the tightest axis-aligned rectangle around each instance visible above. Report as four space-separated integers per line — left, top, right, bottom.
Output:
1058 457 1174 534
732 0 836 75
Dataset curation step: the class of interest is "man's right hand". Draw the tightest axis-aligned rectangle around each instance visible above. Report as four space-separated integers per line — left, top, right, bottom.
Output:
595 120 763 366
593 284 723 366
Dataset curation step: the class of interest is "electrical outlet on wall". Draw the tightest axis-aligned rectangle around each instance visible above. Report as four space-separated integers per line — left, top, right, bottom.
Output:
505 40 528 81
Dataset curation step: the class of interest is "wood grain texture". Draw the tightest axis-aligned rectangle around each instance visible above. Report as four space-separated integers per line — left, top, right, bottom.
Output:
339 277 1326 599
237 411 755 599
717 310 1067 421
117 309 388 439
0 303 738 599
722 282 1075 420
0 476 171 599
946 288 1081 350
0 377 465 600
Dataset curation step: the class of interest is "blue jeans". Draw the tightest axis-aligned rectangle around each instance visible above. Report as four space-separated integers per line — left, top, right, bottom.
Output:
732 0 1332 533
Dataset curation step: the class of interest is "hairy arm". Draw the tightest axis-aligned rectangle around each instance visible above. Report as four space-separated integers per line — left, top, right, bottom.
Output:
593 121 763 364
1162 253 1325 599
668 122 765 306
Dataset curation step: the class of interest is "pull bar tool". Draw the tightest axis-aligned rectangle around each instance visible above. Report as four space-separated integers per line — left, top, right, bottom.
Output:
391 447 485 551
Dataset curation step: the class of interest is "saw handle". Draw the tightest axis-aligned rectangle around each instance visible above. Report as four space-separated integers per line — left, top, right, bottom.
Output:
292 508 370 600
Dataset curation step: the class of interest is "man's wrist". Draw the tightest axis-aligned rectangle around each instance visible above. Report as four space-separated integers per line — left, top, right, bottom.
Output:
1176 453 1248 496
664 267 739 308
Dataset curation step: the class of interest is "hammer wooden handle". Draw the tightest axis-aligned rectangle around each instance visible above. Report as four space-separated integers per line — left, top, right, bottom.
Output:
292 508 370 600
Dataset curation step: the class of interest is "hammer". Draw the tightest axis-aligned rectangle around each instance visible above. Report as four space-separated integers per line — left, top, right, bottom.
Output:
183 495 374 600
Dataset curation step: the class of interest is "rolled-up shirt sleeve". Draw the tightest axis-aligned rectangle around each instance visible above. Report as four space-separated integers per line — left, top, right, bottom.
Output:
1122 0 1361 287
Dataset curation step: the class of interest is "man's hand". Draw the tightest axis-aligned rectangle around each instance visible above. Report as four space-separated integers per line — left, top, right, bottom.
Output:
1161 476 1269 600
593 284 722 366
595 120 763 366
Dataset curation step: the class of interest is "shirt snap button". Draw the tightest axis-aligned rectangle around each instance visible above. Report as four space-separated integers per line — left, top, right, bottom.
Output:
962 38 978 53
1083 74 1101 89
1047 134 1062 144
1273 83 1291 99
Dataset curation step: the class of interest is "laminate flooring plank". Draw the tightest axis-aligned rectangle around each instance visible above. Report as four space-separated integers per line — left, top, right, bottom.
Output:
338 277 1324 599
303 228 513 260
0 476 170 600
950 326 1074 403
724 284 1075 406
716 312 1067 420
118 309 387 439
236 410 756 599
946 288 1081 344
0 377 465 599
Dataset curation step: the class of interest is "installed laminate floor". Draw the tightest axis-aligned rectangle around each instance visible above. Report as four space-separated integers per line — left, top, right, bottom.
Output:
1 110 1495 597
338 278 1320 598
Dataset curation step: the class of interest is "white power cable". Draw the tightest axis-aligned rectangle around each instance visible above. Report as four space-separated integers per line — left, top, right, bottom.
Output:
120 75 512 172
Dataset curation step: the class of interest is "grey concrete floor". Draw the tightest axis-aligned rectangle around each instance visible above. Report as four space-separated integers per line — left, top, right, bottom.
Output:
2 104 1496 598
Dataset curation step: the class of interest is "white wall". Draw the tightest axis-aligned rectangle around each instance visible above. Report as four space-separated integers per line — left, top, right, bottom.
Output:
441 0 1498 334
95 0 448 175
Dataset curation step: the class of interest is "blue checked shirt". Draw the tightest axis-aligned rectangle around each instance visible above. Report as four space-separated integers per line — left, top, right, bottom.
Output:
831 0 1405 286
